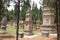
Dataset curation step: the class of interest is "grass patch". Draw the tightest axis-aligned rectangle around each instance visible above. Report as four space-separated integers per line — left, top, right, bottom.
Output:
32 30 41 35
0 24 41 35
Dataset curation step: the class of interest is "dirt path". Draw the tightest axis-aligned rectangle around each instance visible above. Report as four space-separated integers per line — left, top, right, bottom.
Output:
0 34 57 40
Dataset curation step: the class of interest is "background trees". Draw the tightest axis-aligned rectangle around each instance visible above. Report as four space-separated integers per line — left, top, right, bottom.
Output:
0 0 6 27
0 0 5 21
20 0 31 20
0 0 43 24
32 2 42 24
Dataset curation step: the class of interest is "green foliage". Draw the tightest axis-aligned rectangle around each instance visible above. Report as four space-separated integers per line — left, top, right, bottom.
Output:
0 0 42 22
32 4 38 23
7 1 19 21
20 0 30 20
39 8 42 21
0 0 11 21
32 3 42 24
7 10 14 20
13 3 18 20
0 0 5 21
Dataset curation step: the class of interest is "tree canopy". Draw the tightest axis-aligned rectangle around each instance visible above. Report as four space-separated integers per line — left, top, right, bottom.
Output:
0 0 43 22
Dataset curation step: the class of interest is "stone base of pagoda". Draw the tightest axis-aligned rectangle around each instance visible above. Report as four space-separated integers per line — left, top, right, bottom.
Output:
41 25 56 37
24 31 32 36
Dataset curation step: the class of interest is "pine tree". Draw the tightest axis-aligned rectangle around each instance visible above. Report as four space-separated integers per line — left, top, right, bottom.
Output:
32 2 42 24
32 3 38 24
14 3 18 20
38 7 42 21
20 0 31 20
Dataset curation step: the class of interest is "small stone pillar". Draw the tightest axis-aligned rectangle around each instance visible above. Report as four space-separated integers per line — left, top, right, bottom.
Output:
24 8 33 36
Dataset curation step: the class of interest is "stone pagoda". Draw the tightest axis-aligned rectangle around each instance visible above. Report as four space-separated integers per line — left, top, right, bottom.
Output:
24 8 33 36
41 0 56 36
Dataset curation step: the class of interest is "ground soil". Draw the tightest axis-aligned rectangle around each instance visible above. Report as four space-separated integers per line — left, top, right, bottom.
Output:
0 34 57 40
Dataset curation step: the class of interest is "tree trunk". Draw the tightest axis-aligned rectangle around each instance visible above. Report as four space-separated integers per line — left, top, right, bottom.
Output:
0 21 1 28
